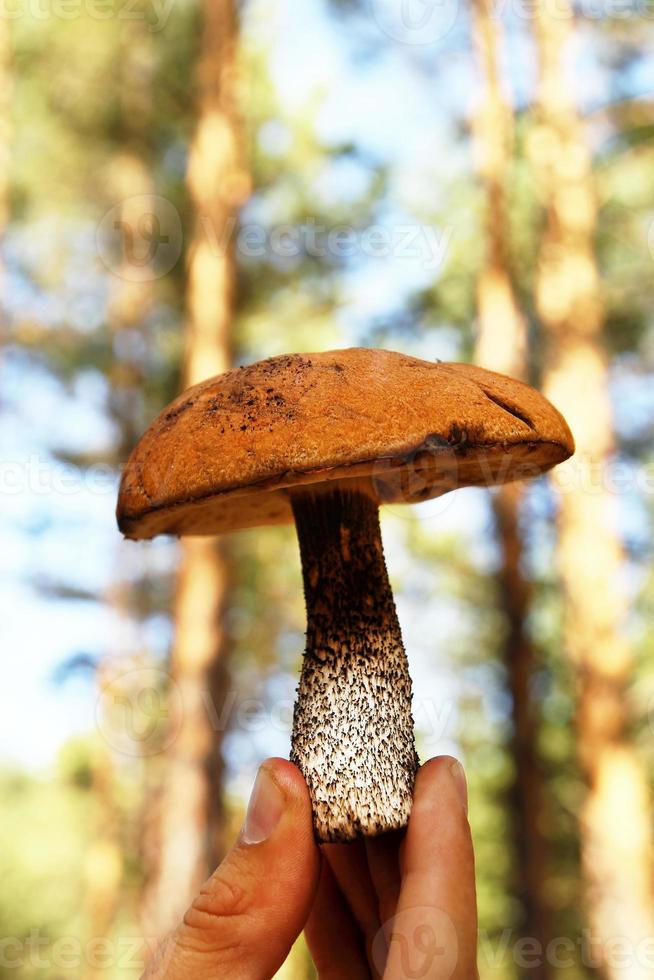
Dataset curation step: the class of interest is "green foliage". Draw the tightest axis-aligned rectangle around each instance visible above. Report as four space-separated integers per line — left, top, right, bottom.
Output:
0 765 89 977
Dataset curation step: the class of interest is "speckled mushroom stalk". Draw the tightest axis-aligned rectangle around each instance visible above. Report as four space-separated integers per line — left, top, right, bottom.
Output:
289 484 419 843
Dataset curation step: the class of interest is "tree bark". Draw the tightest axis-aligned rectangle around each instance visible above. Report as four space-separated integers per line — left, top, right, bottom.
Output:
184 0 249 385
83 30 156 966
0 17 11 335
83 642 129 980
470 0 524 381
531 1 654 973
141 0 249 939
470 2 551 970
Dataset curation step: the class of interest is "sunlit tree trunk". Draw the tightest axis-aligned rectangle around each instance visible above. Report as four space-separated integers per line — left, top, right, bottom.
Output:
141 0 249 939
531 1 654 973
93 169 153 965
0 18 11 334
470 1 550 969
106 157 155 455
83 764 123 980
470 0 524 381
83 651 129 980
82 29 156 967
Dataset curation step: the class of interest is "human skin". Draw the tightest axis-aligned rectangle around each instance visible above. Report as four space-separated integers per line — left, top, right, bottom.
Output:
143 756 479 979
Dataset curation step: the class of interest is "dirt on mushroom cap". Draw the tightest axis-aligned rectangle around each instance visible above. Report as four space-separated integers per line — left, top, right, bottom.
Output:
116 348 575 540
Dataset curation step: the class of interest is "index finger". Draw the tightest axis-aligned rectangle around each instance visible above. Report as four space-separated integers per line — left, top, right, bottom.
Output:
381 757 478 979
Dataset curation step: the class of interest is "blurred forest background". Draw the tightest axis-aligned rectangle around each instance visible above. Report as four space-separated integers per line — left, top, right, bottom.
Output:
3 0 654 976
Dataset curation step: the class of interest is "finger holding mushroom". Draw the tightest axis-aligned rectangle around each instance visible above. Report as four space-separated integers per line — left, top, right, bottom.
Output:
117 348 574 843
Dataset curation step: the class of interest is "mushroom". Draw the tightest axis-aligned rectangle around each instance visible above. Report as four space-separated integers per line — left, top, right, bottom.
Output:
117 348 574 843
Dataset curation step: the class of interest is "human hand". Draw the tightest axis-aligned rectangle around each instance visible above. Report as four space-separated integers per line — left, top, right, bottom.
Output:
143 756 478 979
305 756 478 978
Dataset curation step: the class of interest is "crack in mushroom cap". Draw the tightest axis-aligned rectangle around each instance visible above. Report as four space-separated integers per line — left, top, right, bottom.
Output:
117 348 575 540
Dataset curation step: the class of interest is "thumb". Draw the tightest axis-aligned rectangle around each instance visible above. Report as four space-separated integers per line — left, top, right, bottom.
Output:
147 759 319 980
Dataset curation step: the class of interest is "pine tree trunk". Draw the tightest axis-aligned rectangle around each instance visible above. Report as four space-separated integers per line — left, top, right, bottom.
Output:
471 1 551 969
83 653 127 980
470 0 524 381
531 1 654 973
83 30 156 965
0 17 11 331
141 0 249 939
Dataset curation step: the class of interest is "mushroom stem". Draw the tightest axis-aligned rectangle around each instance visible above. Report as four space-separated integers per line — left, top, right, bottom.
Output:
290 485 419 842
